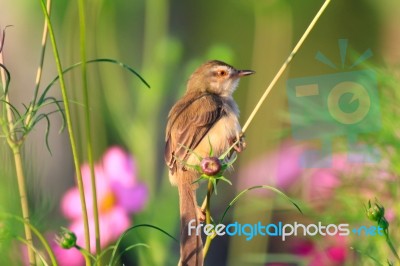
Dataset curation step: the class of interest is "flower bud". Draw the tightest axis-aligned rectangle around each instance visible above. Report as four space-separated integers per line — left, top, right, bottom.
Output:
366 201 385 222
201 157 222 176
56 227 77 249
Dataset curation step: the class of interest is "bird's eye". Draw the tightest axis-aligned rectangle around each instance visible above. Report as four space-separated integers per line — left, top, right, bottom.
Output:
217 70 228 77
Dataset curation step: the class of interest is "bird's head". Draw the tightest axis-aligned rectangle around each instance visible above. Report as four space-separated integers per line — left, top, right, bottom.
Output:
186 60 255 97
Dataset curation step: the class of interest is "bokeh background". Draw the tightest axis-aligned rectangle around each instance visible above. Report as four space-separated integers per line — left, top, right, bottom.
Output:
1 0 399 265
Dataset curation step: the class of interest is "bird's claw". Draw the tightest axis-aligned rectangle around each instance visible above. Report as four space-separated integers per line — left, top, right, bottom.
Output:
231 132 246 153
197 206 206 223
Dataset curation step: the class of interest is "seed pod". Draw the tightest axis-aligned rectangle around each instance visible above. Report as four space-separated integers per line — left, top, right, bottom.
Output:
201 157 222 176
366 202 385 222
56 228 77 249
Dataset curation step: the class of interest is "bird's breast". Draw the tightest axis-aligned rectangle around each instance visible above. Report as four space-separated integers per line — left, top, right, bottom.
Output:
187 113 241 165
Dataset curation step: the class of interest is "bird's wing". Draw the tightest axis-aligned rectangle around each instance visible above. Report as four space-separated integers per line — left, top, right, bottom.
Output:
165 93 226 174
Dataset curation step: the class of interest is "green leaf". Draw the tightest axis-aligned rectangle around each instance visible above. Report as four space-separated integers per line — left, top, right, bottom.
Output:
108 224 177 266
208 136 213 157
224 153 238 167
0 63 11 98
216 175 232 186
173 154 202 173
0 100 22 122
39 58 150 105
111 243 150 266
350 247 385 266
219 185 302 223
219 138 240 159
212 178 218 195
192 174 208 185
93 245 115 263
35 113 52 154
39 96 66 133
176 142 203 162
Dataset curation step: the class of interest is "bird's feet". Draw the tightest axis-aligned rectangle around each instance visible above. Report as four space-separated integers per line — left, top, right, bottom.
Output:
230 132 246 153
197 206 206 222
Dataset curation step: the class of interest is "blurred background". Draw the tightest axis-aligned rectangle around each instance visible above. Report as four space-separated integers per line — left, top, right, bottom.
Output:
0 0 399 265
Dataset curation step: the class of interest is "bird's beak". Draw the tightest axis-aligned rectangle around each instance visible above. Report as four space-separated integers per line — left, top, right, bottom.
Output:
236 69 255 77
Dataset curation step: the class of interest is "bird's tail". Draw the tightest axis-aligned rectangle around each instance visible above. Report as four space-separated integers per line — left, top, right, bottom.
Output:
177 170 203 266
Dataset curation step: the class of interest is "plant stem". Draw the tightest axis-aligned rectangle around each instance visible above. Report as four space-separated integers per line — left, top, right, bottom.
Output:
200 180 219 211
28 0 51 121
241 0 332 133
76 245 97 263
0 44 36 266
25 0 51 127
38 1 91 264
203 179 214 259
76 0 101 262
13 149 36 266
385 234 400 263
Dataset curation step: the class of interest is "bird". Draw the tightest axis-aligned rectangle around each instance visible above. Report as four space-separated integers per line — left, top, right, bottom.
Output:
165 60 254 266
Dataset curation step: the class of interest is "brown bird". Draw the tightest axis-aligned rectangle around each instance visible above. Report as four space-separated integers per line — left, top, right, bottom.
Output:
165 60 254 266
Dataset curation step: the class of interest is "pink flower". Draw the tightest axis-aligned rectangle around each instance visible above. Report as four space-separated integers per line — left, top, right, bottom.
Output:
56 146 148 265
238 141 343 200
238 141 306 190
52 244 84 266
291 236 348 266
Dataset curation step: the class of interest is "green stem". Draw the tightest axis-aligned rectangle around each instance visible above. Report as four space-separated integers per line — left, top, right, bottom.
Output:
385 234 400 263
0 40 36 266
201 180 218 211
76 245 97 262
94 245 115 264
12 148 36 266
76 0 101 262
38 1 91 265
34 0 50 102
27 0 51 125
203 179 214 259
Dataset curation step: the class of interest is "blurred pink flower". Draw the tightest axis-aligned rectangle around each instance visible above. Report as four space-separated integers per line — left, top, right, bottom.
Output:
238 141 343 200
56 146 148 265
238 141 305 189
52 244 84 266
291 236 348 266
